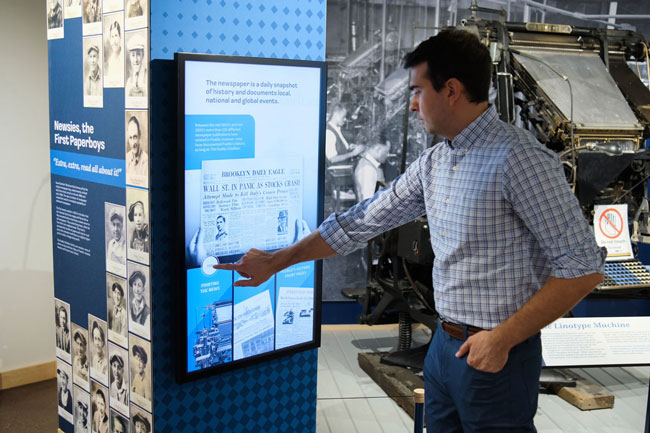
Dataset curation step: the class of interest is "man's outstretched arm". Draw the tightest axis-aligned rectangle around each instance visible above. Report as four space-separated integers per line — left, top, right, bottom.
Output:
214 229 336 287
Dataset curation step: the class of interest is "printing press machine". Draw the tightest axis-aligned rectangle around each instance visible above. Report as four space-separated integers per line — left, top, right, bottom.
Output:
344 13 650 371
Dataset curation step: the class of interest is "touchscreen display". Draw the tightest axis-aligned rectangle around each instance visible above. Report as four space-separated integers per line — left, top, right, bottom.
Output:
177 54 325 379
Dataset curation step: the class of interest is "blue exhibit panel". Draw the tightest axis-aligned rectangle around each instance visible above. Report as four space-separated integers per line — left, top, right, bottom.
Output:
51 150 126 187
187 269 234 372
185 114 255 169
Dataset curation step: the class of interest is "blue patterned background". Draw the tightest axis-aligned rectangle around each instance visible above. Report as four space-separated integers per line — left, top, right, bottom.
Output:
151 0 326 61
150 1 326 431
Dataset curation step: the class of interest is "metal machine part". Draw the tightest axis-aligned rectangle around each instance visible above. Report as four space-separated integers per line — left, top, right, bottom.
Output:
344 14 650 370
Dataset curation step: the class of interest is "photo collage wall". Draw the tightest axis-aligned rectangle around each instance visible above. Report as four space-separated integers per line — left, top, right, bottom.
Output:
49 0 153 432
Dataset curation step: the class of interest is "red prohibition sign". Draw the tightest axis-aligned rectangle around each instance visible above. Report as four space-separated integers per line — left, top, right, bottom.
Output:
599 208 624 239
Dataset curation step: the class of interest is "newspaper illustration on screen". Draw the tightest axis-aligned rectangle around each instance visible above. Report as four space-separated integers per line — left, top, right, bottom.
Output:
275 286 314 349
233 290 275 360
201 157 303 259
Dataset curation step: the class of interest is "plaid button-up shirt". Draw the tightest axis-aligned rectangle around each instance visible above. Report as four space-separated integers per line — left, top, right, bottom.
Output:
320 107 606 329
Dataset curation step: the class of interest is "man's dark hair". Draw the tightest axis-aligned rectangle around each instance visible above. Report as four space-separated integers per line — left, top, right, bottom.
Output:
403 29 491 103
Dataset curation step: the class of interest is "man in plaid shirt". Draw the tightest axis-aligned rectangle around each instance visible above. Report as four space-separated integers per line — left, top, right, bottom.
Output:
218 29 606 431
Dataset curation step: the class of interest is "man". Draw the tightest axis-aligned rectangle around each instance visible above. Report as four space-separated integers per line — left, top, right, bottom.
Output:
354 142 390 201
73 331 89 382
216 29 605 431
75 400 89 433
91 321 108 376
131 344 151 400
112 413 127 433
92 388 109 433
126 34 147 97
325 104 366 165
109 354 128 405
85 44 102 96
107 210 126 265
47 0 62 29
57 368 72 413
126 116 148 177
215 215 228 240
83 0 100 23
108 282 127 335
132 413 151 433
127 0 143 17
56 305 70 352
129 270 149 325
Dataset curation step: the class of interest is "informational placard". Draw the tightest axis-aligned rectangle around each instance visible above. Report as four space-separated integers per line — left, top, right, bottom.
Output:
177 54 325 380
593 204 634 261
542 317 650 367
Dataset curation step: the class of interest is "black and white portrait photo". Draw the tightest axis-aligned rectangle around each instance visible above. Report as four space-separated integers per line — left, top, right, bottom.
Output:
72 323 90 390
129 335 151 411
130 406 151 433
103 12 125 88
74 385 91 433
111 409 130 433
125 111 149 188
89 315 109 385
83 36 103 108
105 203 127 277
125 0 147 30
82 0 102 36
126 187 149 265
91 381 110 433
57 360 74 423
107 273 128 348
124 30 148 108
47 0 64 39
108 343 129 416
127 261 150 339
55 298 72 363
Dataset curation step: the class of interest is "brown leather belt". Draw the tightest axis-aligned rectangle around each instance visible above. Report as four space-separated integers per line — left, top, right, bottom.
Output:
440 320 484 340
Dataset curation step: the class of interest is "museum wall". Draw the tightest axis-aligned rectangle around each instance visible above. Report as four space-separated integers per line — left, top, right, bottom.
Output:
0 1 55 373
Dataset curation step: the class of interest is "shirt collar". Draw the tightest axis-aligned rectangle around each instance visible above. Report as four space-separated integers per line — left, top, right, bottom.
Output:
445 105 498 152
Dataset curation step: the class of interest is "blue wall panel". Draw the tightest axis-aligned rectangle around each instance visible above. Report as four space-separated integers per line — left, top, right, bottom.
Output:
149 1 326 431
151 0 326 61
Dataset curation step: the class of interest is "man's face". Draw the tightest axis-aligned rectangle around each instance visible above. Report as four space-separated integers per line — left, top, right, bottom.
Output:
113 420 125 433
135 355 145 374
88 50 98 72
132 278 144 301
111 218 122 241
135 421 147 433
75 337 86 358
112 288 123 307
409 62 448 136
128 121 141 154
216 217 225 232
133 204 145 230
129 49 144 72
59 309 67 327
95 393 105 418
111 361 123 383
87 0 97 16
93 327 104 354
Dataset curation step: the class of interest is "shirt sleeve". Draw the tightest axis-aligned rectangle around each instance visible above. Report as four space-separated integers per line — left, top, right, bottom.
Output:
503 142 606 278
320 154 428 255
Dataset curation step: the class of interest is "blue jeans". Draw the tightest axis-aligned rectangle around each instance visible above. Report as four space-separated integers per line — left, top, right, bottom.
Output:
424 324 542 433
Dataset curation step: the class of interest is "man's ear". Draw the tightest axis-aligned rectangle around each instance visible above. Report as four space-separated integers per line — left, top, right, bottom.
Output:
445 78 464 105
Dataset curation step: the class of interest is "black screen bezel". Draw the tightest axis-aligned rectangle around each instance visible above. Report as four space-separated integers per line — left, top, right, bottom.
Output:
175 52 326 383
